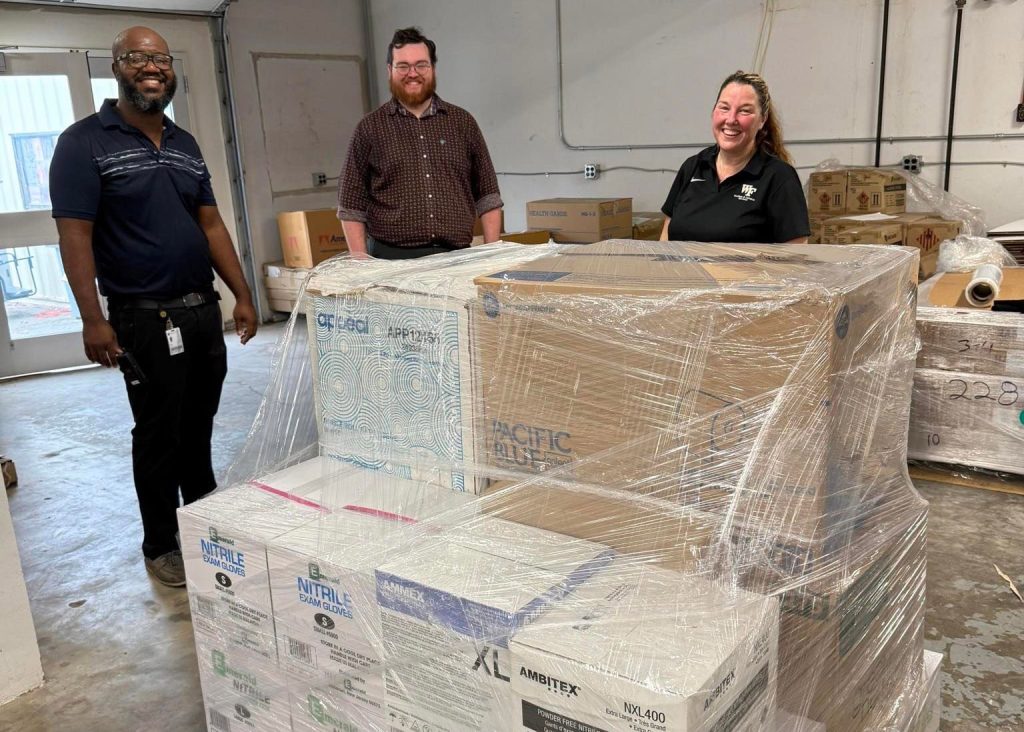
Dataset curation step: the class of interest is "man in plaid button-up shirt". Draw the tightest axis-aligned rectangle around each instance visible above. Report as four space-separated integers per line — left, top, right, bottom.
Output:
337 27 504 260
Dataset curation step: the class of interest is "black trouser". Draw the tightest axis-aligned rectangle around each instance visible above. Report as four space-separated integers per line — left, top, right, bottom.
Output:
109 298 227 559
366 235 463 259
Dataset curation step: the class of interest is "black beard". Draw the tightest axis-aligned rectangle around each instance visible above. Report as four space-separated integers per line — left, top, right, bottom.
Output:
118 72 177 114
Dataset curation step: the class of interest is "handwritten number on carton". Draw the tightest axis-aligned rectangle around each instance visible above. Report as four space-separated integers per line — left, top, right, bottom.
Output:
947 379 1020 406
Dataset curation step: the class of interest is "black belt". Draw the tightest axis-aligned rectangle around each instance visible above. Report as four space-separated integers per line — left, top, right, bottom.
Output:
113 290 220 311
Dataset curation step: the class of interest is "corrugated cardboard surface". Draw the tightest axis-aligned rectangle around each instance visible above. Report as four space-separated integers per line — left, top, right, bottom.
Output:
922 269 1024 310
846 171 907 214
833 223 904 246
631 211 665 240
526 197 632 243
909 367 1024 473
775 509 927 731
277 209 347 268
916 306 1024 376
822 212 959 278
473 241 918 545
807 171 849 214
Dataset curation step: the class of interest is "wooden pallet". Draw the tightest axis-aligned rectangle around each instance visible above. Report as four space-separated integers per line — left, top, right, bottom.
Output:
908 463 1024 497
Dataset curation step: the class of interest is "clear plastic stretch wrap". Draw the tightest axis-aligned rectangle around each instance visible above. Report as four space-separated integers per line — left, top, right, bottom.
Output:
808 159 986 237
911 284 1024 475
185 241 935 732
934 235 1016 275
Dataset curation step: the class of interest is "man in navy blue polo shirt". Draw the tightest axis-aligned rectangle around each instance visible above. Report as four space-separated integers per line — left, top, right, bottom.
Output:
50 26 257 587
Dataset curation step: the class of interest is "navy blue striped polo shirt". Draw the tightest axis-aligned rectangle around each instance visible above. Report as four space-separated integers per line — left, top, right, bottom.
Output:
49 99 217 298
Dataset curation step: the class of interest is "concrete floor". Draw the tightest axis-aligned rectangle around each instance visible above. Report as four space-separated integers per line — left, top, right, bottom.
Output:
0 320 1022 731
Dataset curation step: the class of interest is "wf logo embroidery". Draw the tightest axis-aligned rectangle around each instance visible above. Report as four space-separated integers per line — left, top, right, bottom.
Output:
735 183 758 202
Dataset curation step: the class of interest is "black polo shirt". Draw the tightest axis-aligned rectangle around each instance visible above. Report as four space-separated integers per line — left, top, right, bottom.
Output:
661 146 809 243
49 99 217 298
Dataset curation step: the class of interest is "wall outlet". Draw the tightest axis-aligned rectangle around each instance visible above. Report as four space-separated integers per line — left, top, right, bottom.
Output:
901 155 923 174
312 171 328 186
583 163 600 180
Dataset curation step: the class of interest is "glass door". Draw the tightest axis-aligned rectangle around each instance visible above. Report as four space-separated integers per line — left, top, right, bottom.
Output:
0 52 109 378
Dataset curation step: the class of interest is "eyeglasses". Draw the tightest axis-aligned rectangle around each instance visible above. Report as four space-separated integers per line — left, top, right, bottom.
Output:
392 61 432 75
117 51 174 70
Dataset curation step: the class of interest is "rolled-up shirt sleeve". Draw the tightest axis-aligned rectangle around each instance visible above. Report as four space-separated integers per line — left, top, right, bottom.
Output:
467 116 502 215
337 122 371 222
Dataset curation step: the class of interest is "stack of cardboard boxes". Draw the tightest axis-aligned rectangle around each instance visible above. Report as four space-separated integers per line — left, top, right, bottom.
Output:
263 261 310 314
808 169 961 279
183 239 939 731
910 270 1024 474
470 240 931 730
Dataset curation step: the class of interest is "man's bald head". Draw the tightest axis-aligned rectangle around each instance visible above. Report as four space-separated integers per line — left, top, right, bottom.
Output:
112 26 169 58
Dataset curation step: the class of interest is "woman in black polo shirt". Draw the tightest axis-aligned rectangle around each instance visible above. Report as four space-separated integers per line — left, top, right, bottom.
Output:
660 71 809 244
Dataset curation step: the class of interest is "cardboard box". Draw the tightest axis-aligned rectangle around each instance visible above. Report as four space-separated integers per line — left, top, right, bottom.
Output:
500 230 552 245
264 261 311 291
268 479 474 729
908 367 1024 473
822 212 958 278
808 213 830 244
631 211 665 240
903 215 961 270
846 170 906 214
774 509 927 731
263 262 309 313
807 171 849 214
278 209 347 268
509 564 779 732
290 684 384 732
833 222 904 246
473 241 918 547
178 458 329 659
919 268 1024 310
916 305 1024 377
194 636 293 732
526 198 632 243
268 514 409 725
305 245 550 493
268 296 299 314
374 522 614 732
481 480 714 573
1 456 16 489
821 214 901 244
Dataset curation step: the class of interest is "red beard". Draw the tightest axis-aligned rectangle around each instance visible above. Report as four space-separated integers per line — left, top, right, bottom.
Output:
390 73 435 108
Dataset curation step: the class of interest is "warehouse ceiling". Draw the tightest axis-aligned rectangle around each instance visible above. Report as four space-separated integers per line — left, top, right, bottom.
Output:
4 0 231 15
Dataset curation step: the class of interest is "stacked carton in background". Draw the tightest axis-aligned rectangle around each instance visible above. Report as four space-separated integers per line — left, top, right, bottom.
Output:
185 240 937 732
909 270 1024 474
264 261 310 314
808 169 961 279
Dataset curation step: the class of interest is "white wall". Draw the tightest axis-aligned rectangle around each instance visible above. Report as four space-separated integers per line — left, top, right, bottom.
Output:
366 0 1024 231
0 3 243 322
222 0 366 314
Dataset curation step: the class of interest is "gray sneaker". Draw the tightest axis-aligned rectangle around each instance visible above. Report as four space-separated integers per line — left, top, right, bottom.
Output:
145 550 186 587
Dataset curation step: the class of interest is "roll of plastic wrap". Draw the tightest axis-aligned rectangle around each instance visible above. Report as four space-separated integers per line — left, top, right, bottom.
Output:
965 263 1003 307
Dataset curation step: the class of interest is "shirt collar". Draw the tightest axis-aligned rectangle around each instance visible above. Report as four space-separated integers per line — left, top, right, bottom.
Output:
388 95 447 118
99 98 176 137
